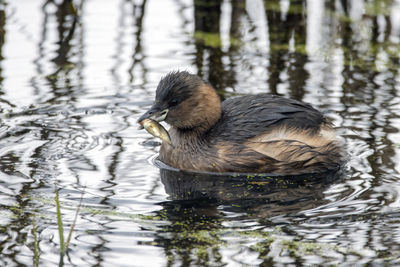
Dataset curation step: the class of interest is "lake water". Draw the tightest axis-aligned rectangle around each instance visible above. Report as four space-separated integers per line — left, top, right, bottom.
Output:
1 0 400 266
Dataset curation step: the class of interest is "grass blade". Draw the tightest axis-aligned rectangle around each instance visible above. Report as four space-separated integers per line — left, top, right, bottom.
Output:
65 186 85 250
55 188 65 256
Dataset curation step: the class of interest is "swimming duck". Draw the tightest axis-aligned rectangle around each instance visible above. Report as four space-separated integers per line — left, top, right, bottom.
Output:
138 71 344 175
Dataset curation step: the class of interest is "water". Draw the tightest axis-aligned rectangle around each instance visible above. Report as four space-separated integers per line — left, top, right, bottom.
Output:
0 0 400 266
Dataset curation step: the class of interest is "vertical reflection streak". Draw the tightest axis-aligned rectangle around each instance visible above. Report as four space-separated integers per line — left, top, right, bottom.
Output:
128 0 148 86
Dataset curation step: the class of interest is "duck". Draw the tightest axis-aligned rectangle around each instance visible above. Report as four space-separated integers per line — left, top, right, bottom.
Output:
138 71 345 175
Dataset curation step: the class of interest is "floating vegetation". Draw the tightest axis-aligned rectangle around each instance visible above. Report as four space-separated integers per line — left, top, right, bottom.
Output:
0 183 396 266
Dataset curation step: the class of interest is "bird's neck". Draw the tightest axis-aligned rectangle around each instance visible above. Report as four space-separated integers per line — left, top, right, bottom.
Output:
193 84 222 133
169 126 208 149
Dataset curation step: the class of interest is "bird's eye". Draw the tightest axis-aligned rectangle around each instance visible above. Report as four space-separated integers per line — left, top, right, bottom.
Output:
169 99 179 107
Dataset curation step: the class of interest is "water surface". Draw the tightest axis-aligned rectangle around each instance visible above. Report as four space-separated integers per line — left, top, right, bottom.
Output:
0 0 400 266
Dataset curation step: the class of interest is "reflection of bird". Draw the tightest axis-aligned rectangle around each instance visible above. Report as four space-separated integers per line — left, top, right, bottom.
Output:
138 71 345 175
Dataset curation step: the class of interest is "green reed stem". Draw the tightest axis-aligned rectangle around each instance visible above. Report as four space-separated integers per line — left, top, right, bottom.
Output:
55 188 65 256
65 186 85 250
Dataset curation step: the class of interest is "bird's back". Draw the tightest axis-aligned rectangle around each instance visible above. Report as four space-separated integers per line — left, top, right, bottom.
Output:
209 94 326 141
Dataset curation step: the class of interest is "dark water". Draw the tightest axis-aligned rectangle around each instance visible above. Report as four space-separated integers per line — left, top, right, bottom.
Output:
1 0 400 266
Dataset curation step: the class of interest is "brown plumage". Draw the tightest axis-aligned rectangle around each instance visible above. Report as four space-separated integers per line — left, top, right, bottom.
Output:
138 71 345 175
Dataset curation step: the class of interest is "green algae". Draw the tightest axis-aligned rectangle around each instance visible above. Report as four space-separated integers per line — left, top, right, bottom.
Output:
281 239 339 256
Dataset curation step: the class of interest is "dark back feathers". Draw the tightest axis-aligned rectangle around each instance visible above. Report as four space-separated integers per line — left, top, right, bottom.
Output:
208 94 326 142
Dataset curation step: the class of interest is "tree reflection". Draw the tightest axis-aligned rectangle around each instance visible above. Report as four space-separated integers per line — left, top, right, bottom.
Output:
192 0 309 100
264 0 308 99
0 5 5 87
36 0 84 101
128 0 148 84
52 0 78 67
193 0 225 95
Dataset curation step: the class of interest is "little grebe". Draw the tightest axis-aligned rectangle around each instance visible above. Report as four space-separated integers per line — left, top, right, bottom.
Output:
138 71 345 175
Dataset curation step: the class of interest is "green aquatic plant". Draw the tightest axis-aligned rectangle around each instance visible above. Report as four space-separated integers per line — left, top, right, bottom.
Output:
55 189 66 257
281 239 338 256
65 187 84 250
54 186 85 264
